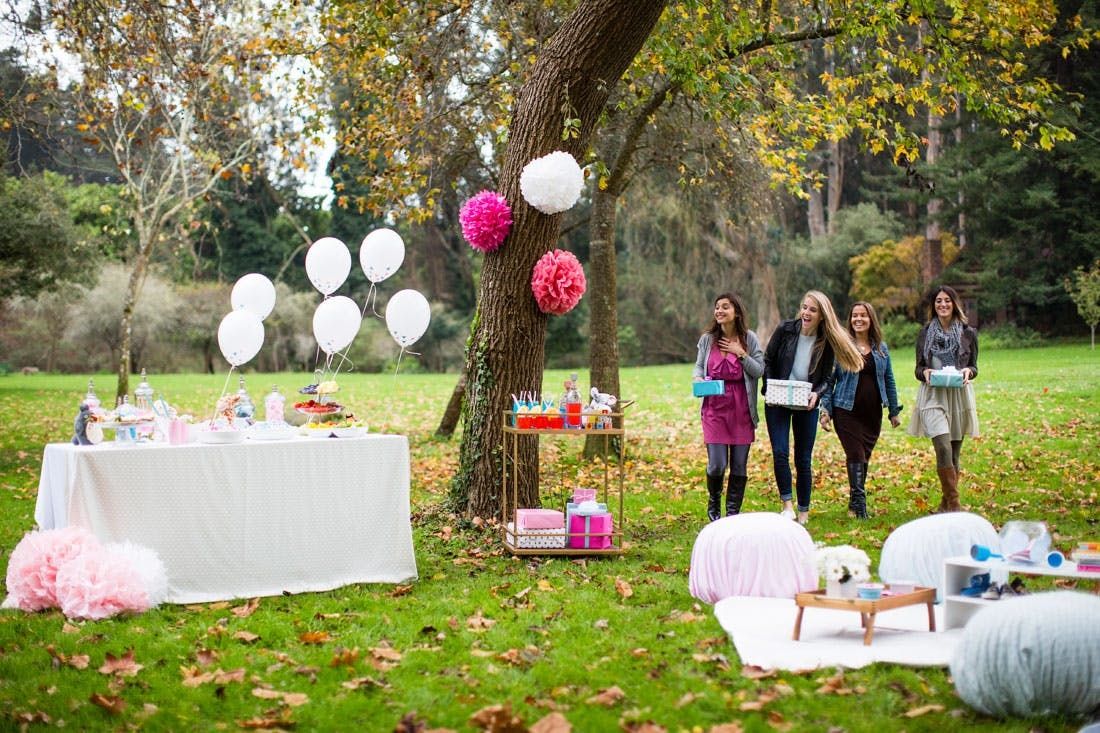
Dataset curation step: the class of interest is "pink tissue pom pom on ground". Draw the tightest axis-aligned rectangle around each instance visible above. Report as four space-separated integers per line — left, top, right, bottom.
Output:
4 526 102 612
55 545 150 620
531 249 587 315
459 191 513 253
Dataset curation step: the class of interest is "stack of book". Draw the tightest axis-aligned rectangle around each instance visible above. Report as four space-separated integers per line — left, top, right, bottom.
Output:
1071 541 1100 573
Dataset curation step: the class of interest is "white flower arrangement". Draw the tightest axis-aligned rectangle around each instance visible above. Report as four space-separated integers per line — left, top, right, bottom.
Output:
814 544 871 584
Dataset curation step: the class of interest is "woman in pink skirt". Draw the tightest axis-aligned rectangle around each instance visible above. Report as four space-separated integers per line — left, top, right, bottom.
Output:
693 292 765 521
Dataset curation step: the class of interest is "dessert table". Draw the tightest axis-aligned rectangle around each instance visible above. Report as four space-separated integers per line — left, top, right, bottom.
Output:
34 435 418 603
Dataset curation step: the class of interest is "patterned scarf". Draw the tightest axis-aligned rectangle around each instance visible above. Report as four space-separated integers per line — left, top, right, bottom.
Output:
924 319 963 369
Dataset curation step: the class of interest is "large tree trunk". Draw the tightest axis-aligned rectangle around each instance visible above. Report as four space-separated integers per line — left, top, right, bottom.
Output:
453 0 667 519
749 247 781 345
923 110 944 283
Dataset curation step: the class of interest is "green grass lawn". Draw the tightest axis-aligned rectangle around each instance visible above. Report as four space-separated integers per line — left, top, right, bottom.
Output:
0 344 1097 731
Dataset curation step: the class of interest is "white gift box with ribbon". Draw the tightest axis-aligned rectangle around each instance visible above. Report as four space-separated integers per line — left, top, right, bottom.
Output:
764 379 813 410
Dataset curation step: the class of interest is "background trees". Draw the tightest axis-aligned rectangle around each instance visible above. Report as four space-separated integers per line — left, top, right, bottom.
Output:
1 0 1097 516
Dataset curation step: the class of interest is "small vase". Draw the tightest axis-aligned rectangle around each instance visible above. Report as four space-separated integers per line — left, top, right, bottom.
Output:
826 578 858 598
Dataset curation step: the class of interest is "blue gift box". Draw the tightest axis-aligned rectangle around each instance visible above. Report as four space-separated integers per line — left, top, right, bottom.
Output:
929 368 965 388
692 380 725 397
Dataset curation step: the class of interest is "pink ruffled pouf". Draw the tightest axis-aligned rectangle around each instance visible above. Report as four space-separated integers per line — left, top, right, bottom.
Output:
55 544 151 620
689 512 818 604
4 526 102 611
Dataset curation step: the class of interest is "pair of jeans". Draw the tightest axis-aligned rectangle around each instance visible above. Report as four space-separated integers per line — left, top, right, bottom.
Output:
765 404 819 512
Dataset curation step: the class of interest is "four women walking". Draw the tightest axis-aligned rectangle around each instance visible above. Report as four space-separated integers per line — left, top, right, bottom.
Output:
693 293 765 521
819 302 903 518
695 286 976 521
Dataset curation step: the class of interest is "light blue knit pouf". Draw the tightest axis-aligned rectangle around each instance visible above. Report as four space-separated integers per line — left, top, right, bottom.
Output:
950 591 1100 718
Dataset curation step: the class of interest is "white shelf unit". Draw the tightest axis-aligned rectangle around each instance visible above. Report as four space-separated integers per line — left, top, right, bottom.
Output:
942 554 1099 629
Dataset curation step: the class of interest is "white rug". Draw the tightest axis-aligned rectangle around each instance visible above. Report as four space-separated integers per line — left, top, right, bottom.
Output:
713 595 963 671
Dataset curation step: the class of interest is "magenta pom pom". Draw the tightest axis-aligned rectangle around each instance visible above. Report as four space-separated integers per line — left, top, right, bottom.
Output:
55 545 150 620
5 527 102 612
459 191 513 253
531 249 587 315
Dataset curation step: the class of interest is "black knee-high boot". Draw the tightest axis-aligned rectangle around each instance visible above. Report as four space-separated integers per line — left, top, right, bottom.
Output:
847 462 868 519
726 475 746 516
706 474 723 522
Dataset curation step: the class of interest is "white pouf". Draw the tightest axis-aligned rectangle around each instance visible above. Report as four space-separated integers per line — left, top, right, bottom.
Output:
950 591 1100 718
878 512 999 602
688 512 817 604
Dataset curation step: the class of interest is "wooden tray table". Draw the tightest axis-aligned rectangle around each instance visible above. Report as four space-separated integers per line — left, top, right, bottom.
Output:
792 586 936 646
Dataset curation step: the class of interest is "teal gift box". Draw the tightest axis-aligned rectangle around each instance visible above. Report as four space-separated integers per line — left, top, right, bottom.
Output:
693 380 725 397
929 368 965 388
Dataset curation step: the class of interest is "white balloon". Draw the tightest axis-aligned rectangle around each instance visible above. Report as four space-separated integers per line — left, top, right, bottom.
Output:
312 295 362 354
305 237 351 295
217 310 265 366
385 289 431 348
359 228 405 284
230 273 276 320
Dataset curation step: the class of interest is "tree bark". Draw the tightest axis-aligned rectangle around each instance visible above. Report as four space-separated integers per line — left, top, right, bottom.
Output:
806 185 827 240
923 110 944 283
453 0 667 519
436 370 466 438
116 240 153 401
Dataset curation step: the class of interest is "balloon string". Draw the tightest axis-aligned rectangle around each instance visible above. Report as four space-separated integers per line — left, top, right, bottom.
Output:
361 283 383 319
210 365 236 425
391 346 421 378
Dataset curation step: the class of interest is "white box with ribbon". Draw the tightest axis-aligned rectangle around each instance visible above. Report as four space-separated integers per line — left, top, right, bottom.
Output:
764 379 813 410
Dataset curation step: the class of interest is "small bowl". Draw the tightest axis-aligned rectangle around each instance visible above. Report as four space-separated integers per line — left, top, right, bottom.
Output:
857 582 884 600
887 580 916 595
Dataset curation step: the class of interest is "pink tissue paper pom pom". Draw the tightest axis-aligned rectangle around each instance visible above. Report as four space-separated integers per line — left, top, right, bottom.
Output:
55 545 150 620
531 249 587 315
459 191 513 253
4 526 102 612
106 541 168 608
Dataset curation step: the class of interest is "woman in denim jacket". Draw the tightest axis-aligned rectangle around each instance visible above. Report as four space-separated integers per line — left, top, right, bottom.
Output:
819 302 902 518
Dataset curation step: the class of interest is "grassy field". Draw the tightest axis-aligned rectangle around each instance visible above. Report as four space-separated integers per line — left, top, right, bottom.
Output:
0 344 1097 731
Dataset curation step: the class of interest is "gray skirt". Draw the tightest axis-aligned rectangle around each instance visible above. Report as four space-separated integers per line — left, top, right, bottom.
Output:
907 382 979 439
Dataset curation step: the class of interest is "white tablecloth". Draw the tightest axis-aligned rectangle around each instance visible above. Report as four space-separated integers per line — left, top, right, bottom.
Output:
34 435 418 603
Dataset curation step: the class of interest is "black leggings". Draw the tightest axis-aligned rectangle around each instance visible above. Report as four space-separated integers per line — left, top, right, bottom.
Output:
931 434 963 470
707 444 750 479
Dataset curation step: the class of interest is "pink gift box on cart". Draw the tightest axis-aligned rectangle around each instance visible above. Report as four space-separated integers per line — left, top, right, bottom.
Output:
568 511 614 550
515 508 565 530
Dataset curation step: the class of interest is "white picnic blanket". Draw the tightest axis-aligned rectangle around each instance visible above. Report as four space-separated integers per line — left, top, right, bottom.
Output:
714 595 963 671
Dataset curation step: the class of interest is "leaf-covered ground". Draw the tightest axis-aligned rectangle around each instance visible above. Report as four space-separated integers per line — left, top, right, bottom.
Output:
0 344 1097 731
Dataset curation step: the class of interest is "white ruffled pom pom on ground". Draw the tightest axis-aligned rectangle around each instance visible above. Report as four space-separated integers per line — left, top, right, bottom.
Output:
106 541 168 609
519 151 585 215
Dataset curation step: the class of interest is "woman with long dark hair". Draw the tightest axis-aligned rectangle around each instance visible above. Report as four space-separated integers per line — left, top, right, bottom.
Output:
692 292 765 520
820 302 903 518
908 285 979 512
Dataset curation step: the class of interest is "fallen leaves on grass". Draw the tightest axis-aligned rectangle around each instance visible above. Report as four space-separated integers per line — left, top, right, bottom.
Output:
98 649 143 677
234 630 261 644
45 644 89 670
299 630 330 645
180 666 246 688
903 704 945 717
238 708 296 729
469 702 526 731
370 645 403 671
231 597 261 617
615 577 633 599
330 647 360 668
586 685 625 706
466 611 496 631
341 676 389 691
251 688 310 707
89 692 126 714
530 711 571 733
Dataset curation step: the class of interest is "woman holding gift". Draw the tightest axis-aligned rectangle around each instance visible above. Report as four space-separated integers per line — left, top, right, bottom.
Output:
908 285 979 512
819 302 903 519
762 290 862 525
693 292 765 521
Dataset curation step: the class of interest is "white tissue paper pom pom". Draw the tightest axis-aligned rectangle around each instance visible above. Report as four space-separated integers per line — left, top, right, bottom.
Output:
519 151 585 215
107 541 169 608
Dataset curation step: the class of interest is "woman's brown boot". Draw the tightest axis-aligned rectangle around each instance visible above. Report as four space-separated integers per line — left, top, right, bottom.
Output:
936 465 961 512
